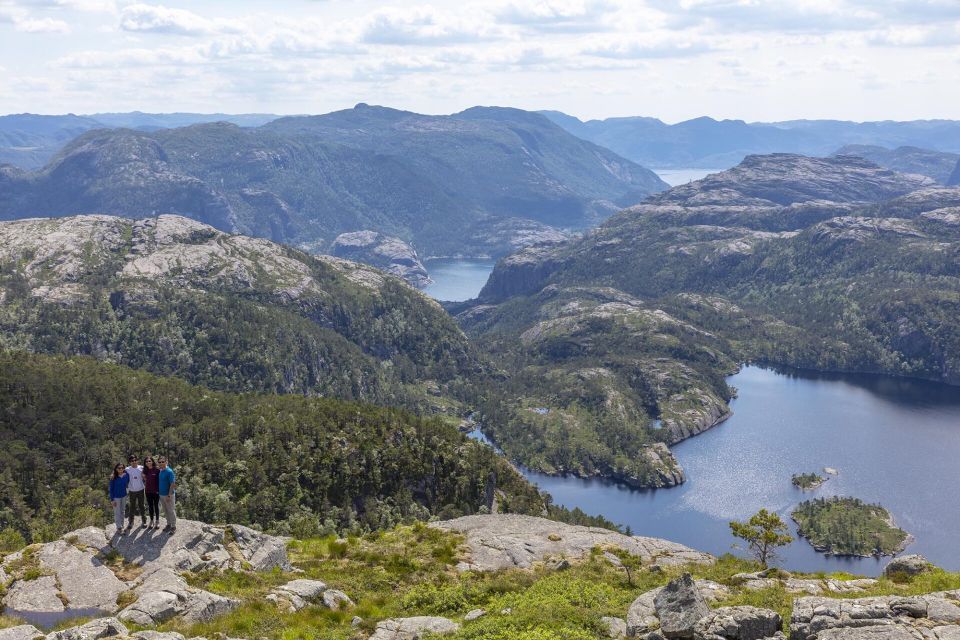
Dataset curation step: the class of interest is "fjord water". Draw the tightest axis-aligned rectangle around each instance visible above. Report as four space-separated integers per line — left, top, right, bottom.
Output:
422 258 497 301
653 168 722 186
479 366 960 575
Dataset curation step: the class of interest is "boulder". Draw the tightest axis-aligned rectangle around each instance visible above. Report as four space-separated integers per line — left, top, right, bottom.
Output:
321 589 353 610
0 626 43 640
131 633 186 640
694 606 782 640
119 567 238 625
227 524 293 572
627 580 730 638
433 514 713 571
266 579 328 612
45 618 128 640
119 590 180 625
602 616 628 638
369 616 461 640
464 609 486 622
883 555 932 578
654 574 710 639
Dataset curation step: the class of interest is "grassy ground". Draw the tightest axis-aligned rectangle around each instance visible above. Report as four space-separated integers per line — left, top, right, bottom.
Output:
5 523 960 639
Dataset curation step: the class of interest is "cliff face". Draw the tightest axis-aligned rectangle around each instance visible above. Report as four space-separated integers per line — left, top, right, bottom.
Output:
331 230 432 288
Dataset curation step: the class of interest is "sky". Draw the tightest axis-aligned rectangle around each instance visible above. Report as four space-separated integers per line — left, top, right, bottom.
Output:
1 0 959 123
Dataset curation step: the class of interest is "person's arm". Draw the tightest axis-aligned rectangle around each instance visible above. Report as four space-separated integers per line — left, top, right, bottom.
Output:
170 470 177 492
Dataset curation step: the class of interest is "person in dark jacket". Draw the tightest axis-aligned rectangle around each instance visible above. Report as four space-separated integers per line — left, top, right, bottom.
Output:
143 456 161 529
109 464 129 535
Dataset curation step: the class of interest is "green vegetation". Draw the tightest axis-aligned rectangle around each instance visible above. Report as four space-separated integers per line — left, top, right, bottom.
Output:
0 351 545 542
792 473 826 490
792 497 910 557
729 509 794 567
457 156 960 486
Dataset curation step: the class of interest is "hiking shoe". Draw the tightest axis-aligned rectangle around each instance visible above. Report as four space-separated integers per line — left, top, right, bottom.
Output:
168 528 176 535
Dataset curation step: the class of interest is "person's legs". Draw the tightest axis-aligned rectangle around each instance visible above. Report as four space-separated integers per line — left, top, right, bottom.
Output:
161 494 177 531
127 490 143 527
135 490 147 526
147 493 160 526
113 497 127 532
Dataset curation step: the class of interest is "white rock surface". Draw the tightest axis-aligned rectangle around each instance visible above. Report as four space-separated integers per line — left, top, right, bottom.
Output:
0 626 44 640
369 616 461 640
434 514 713 571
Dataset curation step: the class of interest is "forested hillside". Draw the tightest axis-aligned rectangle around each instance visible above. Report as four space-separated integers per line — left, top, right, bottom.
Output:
0 215 475 411
0 351 545 542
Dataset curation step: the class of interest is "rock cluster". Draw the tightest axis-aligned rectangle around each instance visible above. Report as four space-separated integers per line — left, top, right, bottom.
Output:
265 579 353 612
433 514 714 571
0 520 291 629
790 591 960 640
627 574 781 640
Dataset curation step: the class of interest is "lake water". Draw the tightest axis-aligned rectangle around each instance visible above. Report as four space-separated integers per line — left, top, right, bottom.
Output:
654 168 723 186
473 366 960 575
422 258 497 301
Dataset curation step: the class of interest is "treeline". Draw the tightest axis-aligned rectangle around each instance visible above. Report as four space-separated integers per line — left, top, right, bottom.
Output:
0 352 545 543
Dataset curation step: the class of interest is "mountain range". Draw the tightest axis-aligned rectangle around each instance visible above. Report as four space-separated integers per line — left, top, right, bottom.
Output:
541 111 960 170
0 105 667 259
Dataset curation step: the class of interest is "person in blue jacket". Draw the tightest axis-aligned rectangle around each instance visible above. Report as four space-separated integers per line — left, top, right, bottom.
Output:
158 456 177 534
109 463 129 535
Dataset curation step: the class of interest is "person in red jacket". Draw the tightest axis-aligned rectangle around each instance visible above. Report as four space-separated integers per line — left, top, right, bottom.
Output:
143 456 162 529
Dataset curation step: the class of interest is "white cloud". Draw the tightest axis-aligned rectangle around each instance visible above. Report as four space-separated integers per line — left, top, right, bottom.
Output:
584 32 714 58
494 0 619 33
358 6 504 45
119 3 242 36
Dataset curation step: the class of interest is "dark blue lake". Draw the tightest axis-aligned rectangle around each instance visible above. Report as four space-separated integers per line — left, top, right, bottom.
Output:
473 365 960 575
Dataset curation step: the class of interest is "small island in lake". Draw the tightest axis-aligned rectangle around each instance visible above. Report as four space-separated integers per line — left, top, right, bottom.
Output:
792 472 827 490
792 497 912 557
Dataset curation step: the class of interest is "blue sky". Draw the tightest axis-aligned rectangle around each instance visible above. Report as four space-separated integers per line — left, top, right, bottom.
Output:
1 0 959 121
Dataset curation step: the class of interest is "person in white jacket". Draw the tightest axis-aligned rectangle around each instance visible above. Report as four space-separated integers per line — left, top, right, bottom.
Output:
125 454 147 529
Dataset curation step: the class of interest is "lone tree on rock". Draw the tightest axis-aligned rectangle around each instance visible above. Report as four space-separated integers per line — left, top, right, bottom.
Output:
729 508 793 567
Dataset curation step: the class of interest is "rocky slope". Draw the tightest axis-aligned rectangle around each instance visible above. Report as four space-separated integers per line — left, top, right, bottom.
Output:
832 145 960 185
2 515 956 640
458 154 960 487
0 214 475 405
0 105 667 260
331 231 431 288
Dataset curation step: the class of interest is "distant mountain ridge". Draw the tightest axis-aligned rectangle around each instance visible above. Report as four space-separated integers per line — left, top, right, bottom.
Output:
540 111 960 169
0 105 667 258
0 111 280 169
831 145 960 184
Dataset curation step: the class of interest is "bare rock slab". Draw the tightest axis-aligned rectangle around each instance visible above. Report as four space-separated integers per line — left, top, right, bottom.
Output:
369 616 461 640
433 514 713 571
4 576 64 613
45 618 128 640
0 626 44 640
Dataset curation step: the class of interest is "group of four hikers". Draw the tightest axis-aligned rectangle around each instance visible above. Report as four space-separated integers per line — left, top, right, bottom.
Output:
108 454 178 535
